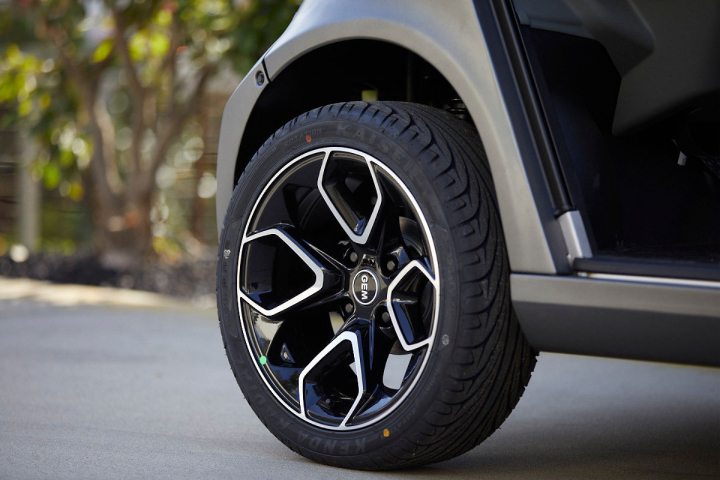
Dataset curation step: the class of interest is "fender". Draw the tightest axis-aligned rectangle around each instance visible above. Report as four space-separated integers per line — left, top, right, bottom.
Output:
216 0 569 275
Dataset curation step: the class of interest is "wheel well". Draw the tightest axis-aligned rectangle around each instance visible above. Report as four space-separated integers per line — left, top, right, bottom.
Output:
235 40 473 184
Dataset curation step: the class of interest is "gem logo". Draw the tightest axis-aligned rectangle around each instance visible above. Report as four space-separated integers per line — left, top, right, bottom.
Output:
352 269 379 305
360 274 370 301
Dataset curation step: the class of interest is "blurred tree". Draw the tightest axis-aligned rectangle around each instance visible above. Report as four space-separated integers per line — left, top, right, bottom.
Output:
0 0 299 268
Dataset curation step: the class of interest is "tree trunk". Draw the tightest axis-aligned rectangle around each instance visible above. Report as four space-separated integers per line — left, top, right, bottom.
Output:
91 195 153 270
191 106 210 243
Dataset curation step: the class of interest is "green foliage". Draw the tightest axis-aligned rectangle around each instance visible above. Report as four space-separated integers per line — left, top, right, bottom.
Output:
0 0 299 258
0 0 299 192
92 39 114 63
0 41 86 199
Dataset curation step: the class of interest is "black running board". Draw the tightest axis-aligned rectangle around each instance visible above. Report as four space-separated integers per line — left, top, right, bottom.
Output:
574 256 720 283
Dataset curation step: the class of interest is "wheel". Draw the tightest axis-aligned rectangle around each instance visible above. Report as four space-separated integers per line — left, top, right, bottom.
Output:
217 101 536 469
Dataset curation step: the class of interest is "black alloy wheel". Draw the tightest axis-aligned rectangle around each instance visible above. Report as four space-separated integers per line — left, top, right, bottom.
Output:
217 101 536 469
238 146 439 430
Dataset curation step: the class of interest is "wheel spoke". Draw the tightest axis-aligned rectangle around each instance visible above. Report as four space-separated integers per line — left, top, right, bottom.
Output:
239 226 343 317
372 174 425 269
298 317 400 428
318 150 383 245
250 306 336 403
386 259 438 351
299 329 366 428
345 320 398 424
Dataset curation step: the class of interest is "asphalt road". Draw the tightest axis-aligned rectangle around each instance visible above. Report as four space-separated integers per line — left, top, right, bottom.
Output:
1 279 718 479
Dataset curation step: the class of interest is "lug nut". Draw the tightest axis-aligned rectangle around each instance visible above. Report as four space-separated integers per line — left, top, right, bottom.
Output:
349 252 359 264
344 303 354 314
381 311 390 322
386 259 397 271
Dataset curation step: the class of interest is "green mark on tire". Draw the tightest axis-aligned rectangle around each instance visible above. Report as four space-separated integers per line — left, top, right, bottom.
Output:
259 356 267 365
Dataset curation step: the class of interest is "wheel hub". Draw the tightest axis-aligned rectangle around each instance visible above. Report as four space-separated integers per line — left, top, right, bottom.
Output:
351 268 380 306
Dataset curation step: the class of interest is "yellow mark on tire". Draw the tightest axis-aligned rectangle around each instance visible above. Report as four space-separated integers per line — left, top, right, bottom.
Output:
383 429 390 437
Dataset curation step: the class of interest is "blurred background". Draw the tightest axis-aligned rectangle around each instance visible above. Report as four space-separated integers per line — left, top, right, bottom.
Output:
0 0 301 303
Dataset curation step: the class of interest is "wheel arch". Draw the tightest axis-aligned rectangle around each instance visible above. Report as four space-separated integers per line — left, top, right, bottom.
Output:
234 39 462 192
216 0 567 275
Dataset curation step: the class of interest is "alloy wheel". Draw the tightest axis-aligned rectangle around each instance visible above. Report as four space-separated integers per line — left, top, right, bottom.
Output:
237 147 439 430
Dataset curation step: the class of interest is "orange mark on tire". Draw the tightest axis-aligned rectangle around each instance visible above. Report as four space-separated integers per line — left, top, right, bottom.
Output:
305 135 312 142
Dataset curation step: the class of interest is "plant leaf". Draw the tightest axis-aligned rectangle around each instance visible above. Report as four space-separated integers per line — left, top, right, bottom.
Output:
92 38 114 63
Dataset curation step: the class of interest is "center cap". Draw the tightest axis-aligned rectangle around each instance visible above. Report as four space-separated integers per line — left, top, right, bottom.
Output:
352 269 379 306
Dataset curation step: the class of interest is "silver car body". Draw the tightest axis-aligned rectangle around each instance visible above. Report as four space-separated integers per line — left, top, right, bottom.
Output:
216 0 720 367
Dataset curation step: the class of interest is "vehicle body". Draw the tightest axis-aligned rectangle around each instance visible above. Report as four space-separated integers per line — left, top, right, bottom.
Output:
215 0 719 469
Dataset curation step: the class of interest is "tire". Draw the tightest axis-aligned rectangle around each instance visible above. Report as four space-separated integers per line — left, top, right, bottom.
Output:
216 101 536 470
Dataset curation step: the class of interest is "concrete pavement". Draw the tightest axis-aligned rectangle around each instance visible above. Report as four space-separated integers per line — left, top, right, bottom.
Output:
1 278 718 479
